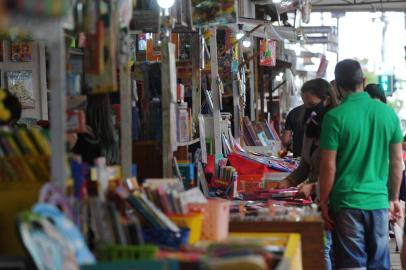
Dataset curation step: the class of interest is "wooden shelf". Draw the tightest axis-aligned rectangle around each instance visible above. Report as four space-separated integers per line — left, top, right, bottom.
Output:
177 138 200 147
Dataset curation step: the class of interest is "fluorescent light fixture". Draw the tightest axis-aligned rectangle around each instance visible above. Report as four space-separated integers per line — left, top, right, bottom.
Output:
157 0 175 9
273 0 282 3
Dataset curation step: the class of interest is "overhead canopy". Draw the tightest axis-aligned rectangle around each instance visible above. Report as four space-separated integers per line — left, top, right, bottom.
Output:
311 0 406 12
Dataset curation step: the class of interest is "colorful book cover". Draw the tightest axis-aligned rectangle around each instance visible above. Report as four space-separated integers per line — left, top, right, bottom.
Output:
11 42 32 62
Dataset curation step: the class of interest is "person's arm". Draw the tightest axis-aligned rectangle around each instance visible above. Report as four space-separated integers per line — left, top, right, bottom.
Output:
319 113 340 230
282 130 292 148
319 149 337 230
282 111 294 148
389 143 403 221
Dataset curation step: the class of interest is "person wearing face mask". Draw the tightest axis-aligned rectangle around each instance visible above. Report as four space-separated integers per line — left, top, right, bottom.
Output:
278 78 338 197
277 78 338 270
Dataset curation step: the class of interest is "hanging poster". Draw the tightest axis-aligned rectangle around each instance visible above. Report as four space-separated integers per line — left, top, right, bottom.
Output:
146 34 179 61
192 0 237 27
6 71 35 108
259 39 276 67
11 42 33 62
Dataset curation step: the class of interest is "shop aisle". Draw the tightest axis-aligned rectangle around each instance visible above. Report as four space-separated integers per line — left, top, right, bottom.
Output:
391 238 401 270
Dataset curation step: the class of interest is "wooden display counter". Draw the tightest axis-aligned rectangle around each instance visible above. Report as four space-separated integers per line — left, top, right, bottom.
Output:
229 219 325 270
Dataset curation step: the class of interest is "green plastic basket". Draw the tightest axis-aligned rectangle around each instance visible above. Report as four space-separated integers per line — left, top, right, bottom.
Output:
97 244 158 261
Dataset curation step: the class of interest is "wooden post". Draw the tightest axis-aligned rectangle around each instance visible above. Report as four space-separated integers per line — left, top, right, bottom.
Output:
161 40 177 177
120 52 132 179
191 32 201 133
49 19 67 187
209 27 222 157
254 39 260 121
232 77 240 140
249 51 256 121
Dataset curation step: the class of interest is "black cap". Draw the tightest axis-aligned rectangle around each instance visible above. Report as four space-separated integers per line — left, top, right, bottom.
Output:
335 59 363 91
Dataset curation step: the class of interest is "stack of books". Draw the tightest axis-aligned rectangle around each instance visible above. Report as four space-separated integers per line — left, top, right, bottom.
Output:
243 117 280 146
142 179 207 215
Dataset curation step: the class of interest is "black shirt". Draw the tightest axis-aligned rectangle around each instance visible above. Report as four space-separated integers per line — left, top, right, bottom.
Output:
285 105 305 157
72 133 102 165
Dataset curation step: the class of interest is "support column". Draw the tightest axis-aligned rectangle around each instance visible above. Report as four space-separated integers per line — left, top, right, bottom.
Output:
49 19 67 187
120 51 132 179
209 27 222 156
161 40 177 177
191 33 201 133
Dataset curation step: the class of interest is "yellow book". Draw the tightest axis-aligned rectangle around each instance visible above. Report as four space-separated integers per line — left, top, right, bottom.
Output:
30 128 51 156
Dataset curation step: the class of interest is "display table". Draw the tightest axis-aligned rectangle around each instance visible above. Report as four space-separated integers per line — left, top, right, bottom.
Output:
229 219 325 270
229 232 303 270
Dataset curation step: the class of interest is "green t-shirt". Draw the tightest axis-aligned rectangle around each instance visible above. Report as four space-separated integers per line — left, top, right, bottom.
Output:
320 92 403 210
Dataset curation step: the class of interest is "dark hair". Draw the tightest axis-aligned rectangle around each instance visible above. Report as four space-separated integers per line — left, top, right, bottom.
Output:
364 83 386 103
0 90 22 126
301 78 338 108
86 94 119 165
334 59 363 92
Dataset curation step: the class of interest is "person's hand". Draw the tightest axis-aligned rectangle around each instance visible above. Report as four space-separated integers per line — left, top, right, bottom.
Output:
390 200 403 222
277 178 291 189
296 183 314 199
320 202 334 231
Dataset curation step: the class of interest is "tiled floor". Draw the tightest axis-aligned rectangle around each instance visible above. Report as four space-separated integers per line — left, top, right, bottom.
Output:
391 238 402 270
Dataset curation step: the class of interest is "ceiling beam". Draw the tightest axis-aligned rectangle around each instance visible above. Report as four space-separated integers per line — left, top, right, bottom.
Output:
312 0 406 12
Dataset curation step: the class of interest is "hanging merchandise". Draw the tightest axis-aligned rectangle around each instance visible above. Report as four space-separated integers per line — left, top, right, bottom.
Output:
85 0 118 94
316 54 328 78
117 0 133 28
84 20 105 74
146 33 179 62
259 39 276 67
216 76 224 110
5 0 71 17
191 0 237 27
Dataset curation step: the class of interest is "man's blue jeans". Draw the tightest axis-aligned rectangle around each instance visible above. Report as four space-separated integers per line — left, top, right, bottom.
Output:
331 208 390 270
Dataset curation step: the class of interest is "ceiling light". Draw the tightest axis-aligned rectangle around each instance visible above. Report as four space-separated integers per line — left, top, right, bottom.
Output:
157 0 175 9
272 0 282 3
242 36 252 48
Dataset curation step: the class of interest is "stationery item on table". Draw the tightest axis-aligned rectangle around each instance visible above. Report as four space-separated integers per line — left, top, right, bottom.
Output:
32 203 95 265
142 179 207 215
116 187 180 233
17 212 79 270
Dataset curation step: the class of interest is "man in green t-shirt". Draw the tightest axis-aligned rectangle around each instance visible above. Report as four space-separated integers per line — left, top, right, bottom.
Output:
319 59 403 270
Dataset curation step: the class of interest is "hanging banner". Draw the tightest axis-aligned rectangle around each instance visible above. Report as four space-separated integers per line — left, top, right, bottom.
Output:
191 0 237 27
259 39 277 67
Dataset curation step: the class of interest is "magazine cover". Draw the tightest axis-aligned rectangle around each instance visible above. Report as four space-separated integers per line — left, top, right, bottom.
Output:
6 71 35 108
11 42 33 62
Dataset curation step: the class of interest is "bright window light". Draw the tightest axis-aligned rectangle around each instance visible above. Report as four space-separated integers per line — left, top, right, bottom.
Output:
157 0 175 9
